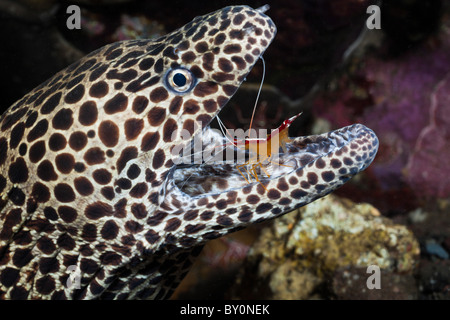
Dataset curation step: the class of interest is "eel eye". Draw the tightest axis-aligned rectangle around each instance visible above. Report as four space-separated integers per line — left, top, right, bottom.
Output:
165 68 195 93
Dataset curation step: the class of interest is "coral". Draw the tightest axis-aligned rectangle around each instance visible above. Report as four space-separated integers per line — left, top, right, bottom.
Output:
312 19 450 199
405 75 450 198
111 14 166 42
362 38 450 194
268 264 320 300
229 194 419 299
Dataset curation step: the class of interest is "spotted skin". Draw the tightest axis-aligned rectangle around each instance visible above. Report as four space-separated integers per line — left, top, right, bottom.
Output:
0 6 378 299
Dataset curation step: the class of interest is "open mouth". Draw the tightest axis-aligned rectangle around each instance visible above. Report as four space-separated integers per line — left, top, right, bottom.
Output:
171 121 378 197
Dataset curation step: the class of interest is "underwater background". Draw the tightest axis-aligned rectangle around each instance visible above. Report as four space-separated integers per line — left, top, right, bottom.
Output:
0 0 448 299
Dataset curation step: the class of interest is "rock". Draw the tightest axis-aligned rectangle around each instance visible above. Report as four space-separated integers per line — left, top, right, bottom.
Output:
332 266 418 300
268 263 321 300
229 194 420 299
425 239 449 260
418 260 450 300
443 237 450 253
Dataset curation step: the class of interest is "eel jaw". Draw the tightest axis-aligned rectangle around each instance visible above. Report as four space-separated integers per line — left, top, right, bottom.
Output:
170 123 379 198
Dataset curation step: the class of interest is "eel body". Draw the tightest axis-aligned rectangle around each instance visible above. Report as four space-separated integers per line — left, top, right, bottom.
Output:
0 6 378 299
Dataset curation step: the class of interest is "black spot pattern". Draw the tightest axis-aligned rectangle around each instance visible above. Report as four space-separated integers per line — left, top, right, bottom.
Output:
104 93 128 114
79 101 98 126
0 5 382 302
64 84 85 104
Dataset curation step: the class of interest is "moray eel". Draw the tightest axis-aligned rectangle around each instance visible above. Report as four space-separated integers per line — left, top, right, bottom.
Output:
0 5 378 299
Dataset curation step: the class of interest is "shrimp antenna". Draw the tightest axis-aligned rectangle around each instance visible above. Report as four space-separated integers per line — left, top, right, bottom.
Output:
216 116 234 145
249 55 266 136
216 55 266 141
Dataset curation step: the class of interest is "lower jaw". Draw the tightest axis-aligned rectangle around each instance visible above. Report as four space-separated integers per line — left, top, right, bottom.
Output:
171 123 376 197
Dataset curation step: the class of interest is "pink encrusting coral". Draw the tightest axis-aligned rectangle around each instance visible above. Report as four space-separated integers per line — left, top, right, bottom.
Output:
405 74 450 198
362 40 450 192
313 21 450 199
362 28 450 197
